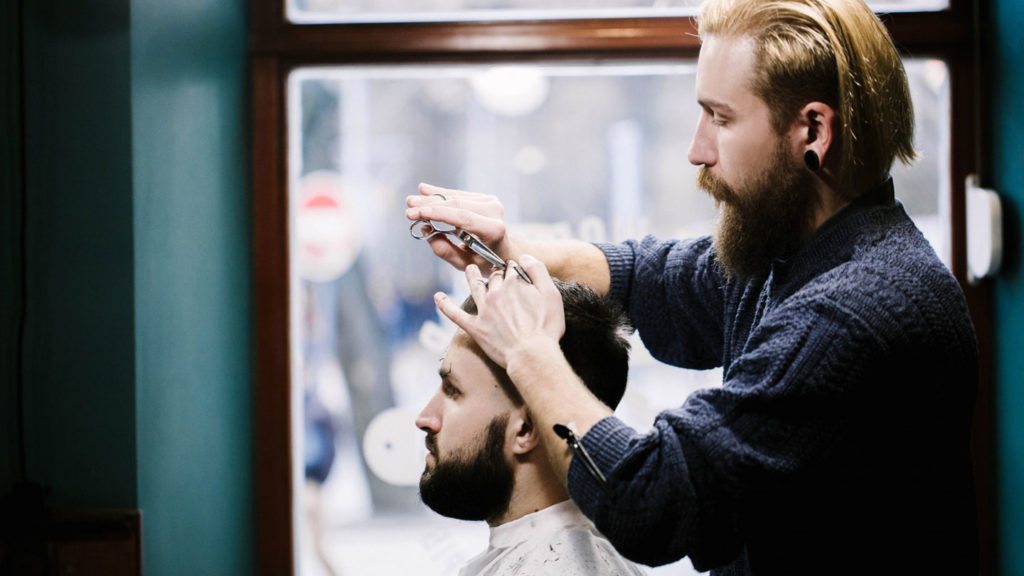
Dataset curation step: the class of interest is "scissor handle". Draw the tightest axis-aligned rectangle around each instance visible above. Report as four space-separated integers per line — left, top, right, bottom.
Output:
409 219 457 240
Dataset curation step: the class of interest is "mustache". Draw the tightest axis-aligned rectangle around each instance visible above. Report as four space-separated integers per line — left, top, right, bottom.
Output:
697 165 714 191
697 166 733 204
424 433 437 455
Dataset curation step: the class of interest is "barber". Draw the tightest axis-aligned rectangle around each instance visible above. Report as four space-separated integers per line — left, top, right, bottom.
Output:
405 1 979 573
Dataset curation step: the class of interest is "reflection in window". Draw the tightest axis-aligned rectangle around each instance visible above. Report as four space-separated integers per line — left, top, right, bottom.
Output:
287 0 948 24
287 59 949 576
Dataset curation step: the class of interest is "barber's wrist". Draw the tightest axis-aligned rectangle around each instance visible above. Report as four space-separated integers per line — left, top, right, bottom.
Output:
498 234 520 262
504 335 563 387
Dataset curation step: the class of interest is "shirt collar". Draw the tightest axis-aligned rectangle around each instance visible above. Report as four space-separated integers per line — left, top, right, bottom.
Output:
488 500 589 550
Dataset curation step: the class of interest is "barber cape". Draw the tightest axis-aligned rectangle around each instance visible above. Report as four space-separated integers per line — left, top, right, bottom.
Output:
459 499 647 576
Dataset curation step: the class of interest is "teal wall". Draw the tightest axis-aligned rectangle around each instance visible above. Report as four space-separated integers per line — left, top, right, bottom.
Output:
20 0 138 511
2 0 252 574
0 0 25 505
131 0 253 575
1 0 1020 575
990 1 1024 574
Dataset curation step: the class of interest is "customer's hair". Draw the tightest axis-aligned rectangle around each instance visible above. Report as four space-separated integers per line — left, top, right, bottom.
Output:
461 280 632 409
697 0 915 198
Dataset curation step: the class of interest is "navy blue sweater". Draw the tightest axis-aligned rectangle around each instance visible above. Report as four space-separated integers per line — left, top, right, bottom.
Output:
573 181 979 574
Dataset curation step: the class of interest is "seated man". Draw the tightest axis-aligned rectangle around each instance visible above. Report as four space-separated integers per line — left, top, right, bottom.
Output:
415 280 646 576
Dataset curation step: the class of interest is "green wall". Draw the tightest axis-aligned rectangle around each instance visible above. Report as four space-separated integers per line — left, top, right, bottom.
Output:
131 0 253 575
20 0 138 511
1 0 1021 575
0 0 25 506
2 0 253 574
990 1 1024 574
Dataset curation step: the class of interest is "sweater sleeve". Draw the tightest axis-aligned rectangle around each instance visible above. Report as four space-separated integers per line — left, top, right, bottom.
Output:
567 266 927 569
597 236 726 369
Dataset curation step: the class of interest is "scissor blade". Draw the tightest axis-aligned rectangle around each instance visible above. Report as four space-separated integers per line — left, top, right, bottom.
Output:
458 231 506 269
457 230 532 284
509 263 532 284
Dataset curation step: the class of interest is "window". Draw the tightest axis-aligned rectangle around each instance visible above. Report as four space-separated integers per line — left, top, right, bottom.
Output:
286 0 949 24
251 2 989 575
287 59 950 575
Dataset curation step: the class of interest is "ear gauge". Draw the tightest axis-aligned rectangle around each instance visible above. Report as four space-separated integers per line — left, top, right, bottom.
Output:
804 150 821 171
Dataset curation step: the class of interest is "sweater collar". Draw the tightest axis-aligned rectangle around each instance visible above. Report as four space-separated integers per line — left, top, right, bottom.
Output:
767 177 898 297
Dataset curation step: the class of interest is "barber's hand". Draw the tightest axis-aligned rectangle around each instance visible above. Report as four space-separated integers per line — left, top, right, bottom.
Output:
406 183 513 271
434 255 565 370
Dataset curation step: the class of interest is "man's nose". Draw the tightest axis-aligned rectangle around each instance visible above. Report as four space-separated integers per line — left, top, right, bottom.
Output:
688 116 717 167
415 394 441 433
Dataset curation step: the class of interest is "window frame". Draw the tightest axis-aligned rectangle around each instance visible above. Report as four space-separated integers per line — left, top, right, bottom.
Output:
249 3 992 575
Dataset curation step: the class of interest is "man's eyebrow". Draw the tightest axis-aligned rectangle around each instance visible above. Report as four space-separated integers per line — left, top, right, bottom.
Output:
698 98 735 114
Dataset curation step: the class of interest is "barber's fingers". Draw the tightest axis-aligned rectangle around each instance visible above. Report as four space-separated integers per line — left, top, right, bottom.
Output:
406 184 507 245
515 255 565 333
413 183 501 212
415 182 461 201
434 290 468 330
408 183 500 214
434 264 507 340
424 234 479 271
408 203 506 244
465 265 491 307
518 255 555 292
434 279 477 334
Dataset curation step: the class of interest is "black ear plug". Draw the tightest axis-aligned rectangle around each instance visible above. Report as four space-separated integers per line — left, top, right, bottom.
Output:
804 150 820 171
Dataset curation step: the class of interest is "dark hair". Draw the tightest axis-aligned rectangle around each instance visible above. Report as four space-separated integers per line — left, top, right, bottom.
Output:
461 280 633 409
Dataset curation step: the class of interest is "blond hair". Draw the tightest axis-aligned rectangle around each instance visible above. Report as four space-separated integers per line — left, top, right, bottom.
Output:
697 0 916 198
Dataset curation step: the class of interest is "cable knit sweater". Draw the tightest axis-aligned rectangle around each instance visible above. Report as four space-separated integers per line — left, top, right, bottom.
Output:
572 180 979 575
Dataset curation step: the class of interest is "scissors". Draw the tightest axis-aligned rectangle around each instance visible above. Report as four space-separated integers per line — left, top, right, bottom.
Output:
410 218 533 284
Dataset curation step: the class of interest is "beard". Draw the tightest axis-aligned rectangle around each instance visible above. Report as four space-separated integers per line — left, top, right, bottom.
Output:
698 139 817 281
419 415 514 524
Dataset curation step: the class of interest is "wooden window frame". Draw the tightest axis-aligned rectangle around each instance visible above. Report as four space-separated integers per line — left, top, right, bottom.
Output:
249 3 993 575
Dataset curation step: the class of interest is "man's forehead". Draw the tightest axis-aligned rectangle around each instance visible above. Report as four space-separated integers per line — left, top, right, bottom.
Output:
696 34 757 102
440 332 519 402
448 330 476 357
440 332 483 376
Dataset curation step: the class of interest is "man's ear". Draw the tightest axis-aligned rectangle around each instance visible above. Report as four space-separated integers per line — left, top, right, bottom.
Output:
797 101 836 169
508 408 540 456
